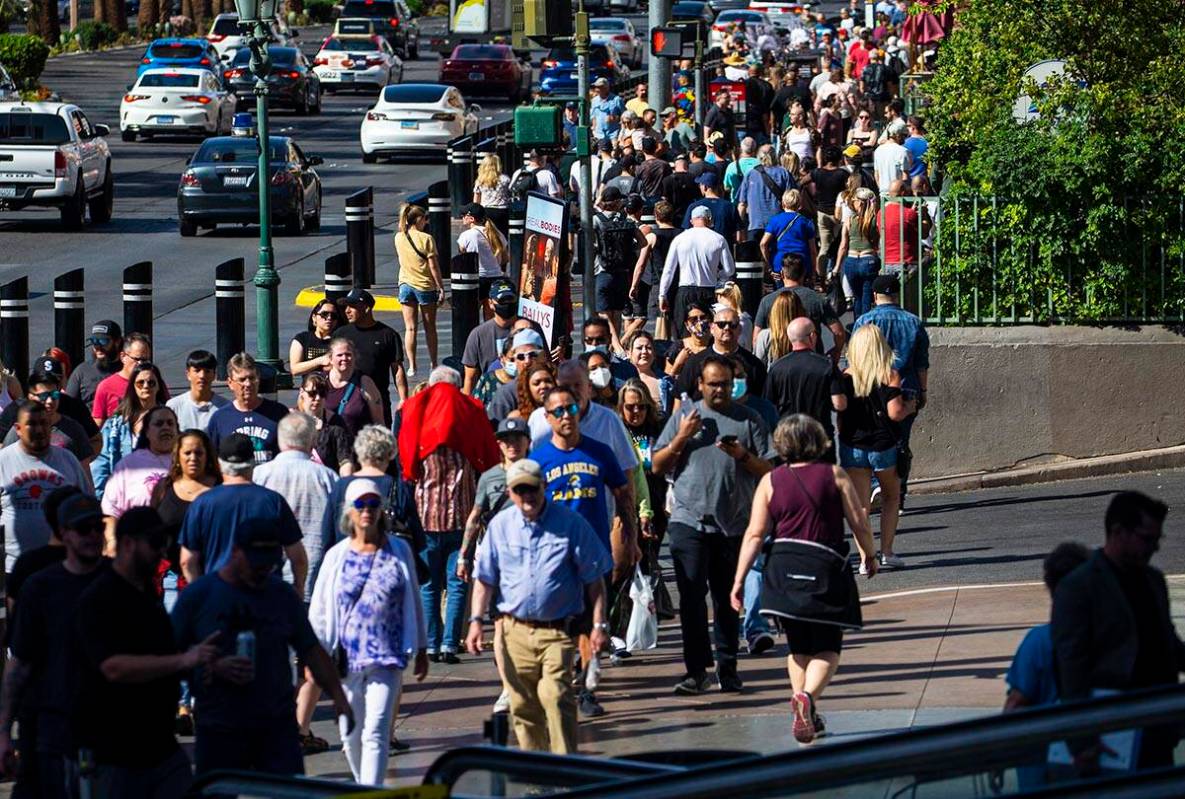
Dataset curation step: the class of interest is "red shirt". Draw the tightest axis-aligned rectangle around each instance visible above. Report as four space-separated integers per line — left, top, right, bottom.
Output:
848 43 871 79
879 203 920 265
92 372 128 421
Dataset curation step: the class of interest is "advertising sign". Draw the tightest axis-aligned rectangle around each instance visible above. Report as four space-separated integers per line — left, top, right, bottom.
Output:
451 0 488 34
518 191 568 346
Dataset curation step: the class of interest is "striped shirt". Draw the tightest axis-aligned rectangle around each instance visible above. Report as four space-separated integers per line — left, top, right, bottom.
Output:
414 447 478 533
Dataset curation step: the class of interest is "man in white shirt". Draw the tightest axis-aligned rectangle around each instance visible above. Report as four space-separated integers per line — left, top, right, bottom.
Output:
511 149 562 200
873 123 913 194
166 350 228 433
569 137 616 197
658 206 737 332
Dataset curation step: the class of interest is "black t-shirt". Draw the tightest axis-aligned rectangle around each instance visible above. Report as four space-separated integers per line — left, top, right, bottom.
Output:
812 167 850 213
838 375 900 451
74 569 180 767
316 412 354 473
745 77 773 131
335 321 403 414
661 172 700 221
0 392 100 441
674 346 767 401
635 157 672 199
1107 559 1176 688
704 105 736 142
772 85 812 131
8 544 67 603
292 330 332 365
10 561 110 754
764 351 845 438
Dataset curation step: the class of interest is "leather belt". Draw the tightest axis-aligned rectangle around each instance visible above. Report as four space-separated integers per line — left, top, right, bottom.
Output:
506 615 569 631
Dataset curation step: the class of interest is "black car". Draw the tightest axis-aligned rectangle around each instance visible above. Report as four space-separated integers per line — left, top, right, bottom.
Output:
224 46 322 115
177 133 323 236
338 0 420 59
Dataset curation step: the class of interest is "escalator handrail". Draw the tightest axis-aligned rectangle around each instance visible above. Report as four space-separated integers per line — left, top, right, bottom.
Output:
191 769 379 797
423 744 684 789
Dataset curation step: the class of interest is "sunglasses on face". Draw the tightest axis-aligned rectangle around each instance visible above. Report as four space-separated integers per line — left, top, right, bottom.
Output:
135 379 158 388
514 350 541 362
511 484 539 496
623 403 646 412
91 336 112 347
315 311 336 319
303 387 327 398
584 336 609 345
547 403 580 419
687 316 708 324
125 353 150 363
33 390 60 402
713 321 740 330
353 497 382 510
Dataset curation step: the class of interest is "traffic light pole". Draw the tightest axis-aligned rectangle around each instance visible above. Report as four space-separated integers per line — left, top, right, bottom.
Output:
576 8 596 329
647 0 671 113
694 24 705 128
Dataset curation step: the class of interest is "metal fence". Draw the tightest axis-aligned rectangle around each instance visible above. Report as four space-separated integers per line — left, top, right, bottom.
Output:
874 194 1185 326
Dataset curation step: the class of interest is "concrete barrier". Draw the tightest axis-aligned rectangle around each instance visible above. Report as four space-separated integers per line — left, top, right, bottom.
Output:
912 325 1185 480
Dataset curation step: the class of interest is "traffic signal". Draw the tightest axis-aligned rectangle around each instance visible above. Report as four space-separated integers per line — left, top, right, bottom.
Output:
650 26 685 59
523 0 573 38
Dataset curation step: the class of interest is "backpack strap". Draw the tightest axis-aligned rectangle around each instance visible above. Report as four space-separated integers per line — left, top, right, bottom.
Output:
754 165 784 199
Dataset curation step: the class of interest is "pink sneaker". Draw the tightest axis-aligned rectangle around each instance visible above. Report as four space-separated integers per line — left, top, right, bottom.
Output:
791 691 816 744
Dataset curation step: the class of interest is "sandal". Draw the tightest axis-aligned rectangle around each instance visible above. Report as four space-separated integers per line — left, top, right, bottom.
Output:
299 731 331 754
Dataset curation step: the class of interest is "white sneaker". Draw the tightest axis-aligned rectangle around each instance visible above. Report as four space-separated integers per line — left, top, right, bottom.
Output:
879 552 905 569
858 560 870 576
493 689 510 714
869 485 882 510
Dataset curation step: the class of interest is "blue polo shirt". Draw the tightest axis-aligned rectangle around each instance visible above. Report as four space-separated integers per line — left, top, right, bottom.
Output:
851 303 931 392
590 94 625 140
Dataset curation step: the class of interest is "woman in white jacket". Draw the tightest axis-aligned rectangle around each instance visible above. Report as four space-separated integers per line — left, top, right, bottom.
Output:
309 478 429 786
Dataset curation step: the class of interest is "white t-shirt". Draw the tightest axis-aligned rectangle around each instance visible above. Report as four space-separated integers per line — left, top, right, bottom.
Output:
0 443 88 570
511 166 562 199
458 227 505 278
658 226 737 297
874 141 913 192
167 391 229 433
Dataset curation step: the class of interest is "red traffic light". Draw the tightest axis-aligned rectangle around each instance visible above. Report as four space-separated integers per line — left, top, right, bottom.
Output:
650 26 684 59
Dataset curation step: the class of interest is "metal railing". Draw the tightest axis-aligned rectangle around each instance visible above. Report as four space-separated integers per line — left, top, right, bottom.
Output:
189 770 379 797
869 194 1185 325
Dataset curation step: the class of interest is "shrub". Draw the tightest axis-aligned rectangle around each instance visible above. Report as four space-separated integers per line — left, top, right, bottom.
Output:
72 20 120 51
0 33 50 87
404 0 423 13
303 0 336 22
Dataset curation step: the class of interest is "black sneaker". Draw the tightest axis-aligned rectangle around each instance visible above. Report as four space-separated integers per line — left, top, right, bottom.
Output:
747 632 775 655
717 672 744 693
673 673 712 695
578 690 605 717
440 651 461 665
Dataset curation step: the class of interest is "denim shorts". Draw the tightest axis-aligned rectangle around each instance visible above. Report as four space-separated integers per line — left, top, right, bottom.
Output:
839 442 898 471
398 283 440 306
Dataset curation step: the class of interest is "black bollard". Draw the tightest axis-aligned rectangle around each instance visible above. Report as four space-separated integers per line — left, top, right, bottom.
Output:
428 180 452 281
0 277 28 382
448 135 473 219
214 258 246 381
733 240 764 320
507 205 525 292
324 252 352 303
53 268 85 372
450 252 480 360
122 261 153 339
345 188 375 289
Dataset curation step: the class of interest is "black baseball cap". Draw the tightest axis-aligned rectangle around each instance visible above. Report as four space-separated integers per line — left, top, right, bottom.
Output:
597 138 614 153
35 357 63 377
872 275 901 296
58 494 103 530
496 417 530 440
233 517 284 567
343 287 375 308
218 432 255 465
461 202 487 222
115 506 170 547
489 278 516 302
600 185 624 202
88 320 121 344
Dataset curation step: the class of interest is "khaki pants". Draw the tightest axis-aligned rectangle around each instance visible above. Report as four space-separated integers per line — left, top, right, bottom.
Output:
498 617 578 754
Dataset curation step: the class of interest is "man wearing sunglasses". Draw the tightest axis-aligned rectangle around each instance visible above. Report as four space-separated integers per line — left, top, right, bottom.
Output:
2 372 93 465
65 320 122 412
465 459 611 754
672 307 767 407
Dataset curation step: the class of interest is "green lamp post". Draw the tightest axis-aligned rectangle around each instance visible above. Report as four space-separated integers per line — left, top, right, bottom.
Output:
234 0 289 387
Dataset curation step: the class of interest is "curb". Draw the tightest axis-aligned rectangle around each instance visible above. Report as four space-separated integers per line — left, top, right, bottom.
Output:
910 445 1185 495
49 43 144 59
295 284 402 312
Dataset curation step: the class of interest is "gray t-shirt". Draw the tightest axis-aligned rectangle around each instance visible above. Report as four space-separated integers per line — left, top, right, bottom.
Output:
474 464 508 518
462 318 515 371
166 391 229 433
485 380 519 423
2 416 93 463
65 359 120 409
0 444 89 570
656 400 774 537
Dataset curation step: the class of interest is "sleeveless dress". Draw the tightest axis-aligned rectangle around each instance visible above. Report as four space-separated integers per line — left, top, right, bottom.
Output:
327 371 373 437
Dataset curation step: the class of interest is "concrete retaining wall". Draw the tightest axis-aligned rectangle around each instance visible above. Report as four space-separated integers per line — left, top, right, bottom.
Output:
911 326 1185 480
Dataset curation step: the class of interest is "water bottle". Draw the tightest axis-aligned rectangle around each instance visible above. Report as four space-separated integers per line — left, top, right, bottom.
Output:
235 631 256 666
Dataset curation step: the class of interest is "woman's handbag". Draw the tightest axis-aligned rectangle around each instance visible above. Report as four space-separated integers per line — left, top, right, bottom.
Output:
383 478 430 584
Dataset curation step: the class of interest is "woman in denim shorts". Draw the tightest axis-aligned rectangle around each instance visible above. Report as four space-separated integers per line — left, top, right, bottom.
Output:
395 204 446 377
837 325 917 571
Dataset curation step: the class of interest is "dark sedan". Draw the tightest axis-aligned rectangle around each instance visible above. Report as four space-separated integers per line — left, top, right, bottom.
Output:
439 44 532 103
177 133 323 236
224 46 322 115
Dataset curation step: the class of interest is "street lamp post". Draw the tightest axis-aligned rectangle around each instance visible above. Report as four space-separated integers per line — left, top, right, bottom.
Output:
234 0 288 386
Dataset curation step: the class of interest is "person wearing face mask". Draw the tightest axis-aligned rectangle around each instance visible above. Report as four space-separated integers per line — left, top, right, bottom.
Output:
581 318 638 383
665 302 713 381
581 350 621 408
672 307 767 407
462 280 520 396
484 329 549 424
472 335 517 409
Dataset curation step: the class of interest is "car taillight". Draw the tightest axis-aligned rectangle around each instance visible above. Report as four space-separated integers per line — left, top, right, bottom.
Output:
181 94 212 104
389 16 399 27
123 93 149 102
208 33 226 42
141 57 151 64
180 171 201 187
613 34 630 41
271 170 292 186
54 151 67 179
366 111 390 121
283 70 300 79
712 24 727 32
603 61 613 68
199 57 211 65
226 68 246 78
542 59 557 68
314 56 327 65
367 56 385 66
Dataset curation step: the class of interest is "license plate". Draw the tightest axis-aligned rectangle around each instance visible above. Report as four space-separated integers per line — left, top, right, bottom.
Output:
400 120 418 129
0 186 16 198
321 70 338 80
156 115 177 124
223 175 250 186
468 72 484 81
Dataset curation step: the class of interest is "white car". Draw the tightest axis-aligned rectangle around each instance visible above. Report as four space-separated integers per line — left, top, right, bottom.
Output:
206 12 298 62
589 17 642 70
0 102 113 229
120 68 238 141
709 10 774 54
359 83 479 163
313 34 403 92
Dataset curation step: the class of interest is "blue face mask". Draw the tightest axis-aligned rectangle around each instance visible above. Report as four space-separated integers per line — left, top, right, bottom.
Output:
731 377 747 400
586 344 608 355
504 360 518 378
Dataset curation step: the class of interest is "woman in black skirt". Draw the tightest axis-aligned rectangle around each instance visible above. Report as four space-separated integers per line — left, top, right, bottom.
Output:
730 414 876 744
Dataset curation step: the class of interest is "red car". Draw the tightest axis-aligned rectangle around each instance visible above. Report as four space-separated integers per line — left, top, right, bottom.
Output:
439 44 532 103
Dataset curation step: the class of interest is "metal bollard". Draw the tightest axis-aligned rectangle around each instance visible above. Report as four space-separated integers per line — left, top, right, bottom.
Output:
733 240 764 320
324 252 352 303
450 252 480 360
448 135 474 218
0 277 29 382
507 205 525 292
345 188 376 289
428 181 452 281
122 261 153 339
483 711 510 797
214 258 246 381
53 268 85 372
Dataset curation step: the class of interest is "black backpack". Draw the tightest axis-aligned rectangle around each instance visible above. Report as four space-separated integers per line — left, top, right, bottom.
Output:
595 211 639 274
510 168 537 202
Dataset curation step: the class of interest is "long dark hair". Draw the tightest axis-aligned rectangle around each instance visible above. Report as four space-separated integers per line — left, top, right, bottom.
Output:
306 299 343 335
133 405 177 450
114 362 166 424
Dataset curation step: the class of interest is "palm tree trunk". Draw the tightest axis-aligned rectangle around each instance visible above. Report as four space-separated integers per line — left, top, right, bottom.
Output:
29 0 62 45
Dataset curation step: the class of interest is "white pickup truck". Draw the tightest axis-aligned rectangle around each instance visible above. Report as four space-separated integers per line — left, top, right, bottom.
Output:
0 102 114 230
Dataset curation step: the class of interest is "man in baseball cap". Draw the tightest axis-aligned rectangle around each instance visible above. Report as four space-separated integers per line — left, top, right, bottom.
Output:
336 282 409 421
67 319 123 410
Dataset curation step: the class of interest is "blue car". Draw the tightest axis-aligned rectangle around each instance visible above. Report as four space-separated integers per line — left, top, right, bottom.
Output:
538 44 630 96
137 38 222 78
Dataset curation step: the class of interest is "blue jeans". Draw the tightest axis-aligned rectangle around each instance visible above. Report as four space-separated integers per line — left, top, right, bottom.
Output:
743 565 771 643
843 254 880 319
421 530 468 653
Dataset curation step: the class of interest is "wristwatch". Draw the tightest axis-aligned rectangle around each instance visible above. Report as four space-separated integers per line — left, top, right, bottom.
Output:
468 615 484 624
593 622 610 632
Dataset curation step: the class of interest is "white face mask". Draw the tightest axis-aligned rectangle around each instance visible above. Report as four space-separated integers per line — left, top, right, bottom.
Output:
589 367 612 390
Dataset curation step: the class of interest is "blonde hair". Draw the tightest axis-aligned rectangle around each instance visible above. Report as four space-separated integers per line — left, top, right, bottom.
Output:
398 203 426 235
839 171 863 211
852 187 878 245
767 290 807 362
847 325 895 398
780 151 800 174
714 282 743 314
781 188 803 211
484 219 508 264
475 153 503 189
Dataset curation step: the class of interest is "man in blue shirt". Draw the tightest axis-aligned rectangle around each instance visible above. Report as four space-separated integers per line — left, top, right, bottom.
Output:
589 77 625 142
466 458 610 754
682 172 741 242
737 144 793 240
904 116 929 178
852 276 931 502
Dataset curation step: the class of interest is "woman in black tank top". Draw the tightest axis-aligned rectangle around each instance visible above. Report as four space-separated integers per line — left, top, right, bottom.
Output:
646 201 682 339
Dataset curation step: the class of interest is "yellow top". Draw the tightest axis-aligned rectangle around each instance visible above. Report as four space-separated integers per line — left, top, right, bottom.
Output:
395 228 438 291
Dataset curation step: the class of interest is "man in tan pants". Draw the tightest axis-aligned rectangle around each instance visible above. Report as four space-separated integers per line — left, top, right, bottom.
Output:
465 459 611 753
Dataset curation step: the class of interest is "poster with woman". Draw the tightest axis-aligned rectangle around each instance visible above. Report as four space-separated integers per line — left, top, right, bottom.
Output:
518 191 568 346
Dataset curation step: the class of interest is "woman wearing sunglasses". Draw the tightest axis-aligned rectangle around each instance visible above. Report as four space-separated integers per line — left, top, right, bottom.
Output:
309 477 429 786
290 299 343 378
295 372 354 476
664 301 713 380
91 361 167 502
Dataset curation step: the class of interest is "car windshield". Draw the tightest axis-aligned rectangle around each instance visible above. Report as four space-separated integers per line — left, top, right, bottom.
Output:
211 17 239 34
342 0 394 16
719 11 761 22
382 84 447 103
590 20 626 30
672 2 705 13
454 45 508 60
193 138 288 163
0 112 70 145
138 73 201 87
232 47 297 65
323 38 380 51
546 48 576 62
149 42 205 59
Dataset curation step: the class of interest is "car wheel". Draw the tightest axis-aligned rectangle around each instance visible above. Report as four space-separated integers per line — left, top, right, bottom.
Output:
286 198 305 235
60 179 86 231
121 129 136 142
362 149 378 164
294 89 309 116
179 218 197 237
311 88 322 114
88 167 114 224
308 188 322 231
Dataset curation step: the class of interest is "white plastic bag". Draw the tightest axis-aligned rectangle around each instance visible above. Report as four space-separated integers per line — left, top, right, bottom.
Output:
625 566 658 652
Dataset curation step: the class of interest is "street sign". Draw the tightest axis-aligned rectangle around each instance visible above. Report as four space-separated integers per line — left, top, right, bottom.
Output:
650 26 684 59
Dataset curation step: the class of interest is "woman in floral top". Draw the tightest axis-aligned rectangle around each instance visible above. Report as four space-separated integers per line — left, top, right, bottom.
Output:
309 478 428 786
